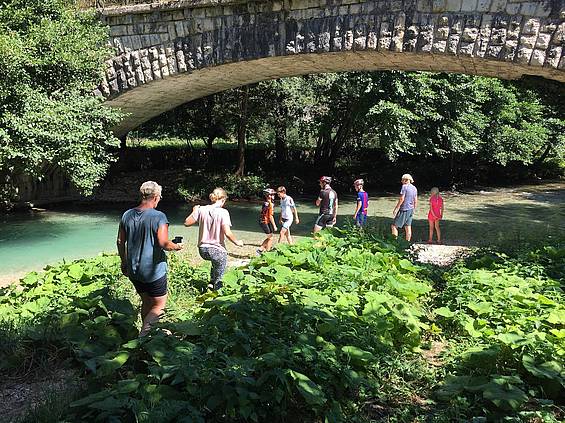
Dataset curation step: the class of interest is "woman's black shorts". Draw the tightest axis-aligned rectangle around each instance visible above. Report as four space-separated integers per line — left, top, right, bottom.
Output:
130 274 168 297
260 222 275 234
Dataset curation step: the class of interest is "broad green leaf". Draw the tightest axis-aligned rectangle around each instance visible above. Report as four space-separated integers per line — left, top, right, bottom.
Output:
496 332 524 346
482 378 527 410
341 345 375 366
522 355 563 381
434 307 455 318
288 370 326 406
68 264 84 280
96 351 130 376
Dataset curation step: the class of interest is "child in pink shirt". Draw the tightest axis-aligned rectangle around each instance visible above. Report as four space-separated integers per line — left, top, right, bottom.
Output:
427 187 444 244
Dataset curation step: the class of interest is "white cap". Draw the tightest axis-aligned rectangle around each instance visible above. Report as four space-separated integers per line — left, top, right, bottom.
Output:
401 174 414 183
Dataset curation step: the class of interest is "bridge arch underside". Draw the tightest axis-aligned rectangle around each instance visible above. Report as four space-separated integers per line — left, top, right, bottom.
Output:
98 0 565 137
106 50 559 136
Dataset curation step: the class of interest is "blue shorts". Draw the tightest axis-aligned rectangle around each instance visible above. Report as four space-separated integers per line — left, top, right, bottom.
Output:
393 209 414 229
130 273 168 297
356 213 367 226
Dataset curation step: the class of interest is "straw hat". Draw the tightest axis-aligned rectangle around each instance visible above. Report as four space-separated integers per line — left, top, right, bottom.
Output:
401 174 414 183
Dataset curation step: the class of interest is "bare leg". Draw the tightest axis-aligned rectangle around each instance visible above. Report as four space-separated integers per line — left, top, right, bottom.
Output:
139 293 167 336
391 224 399 238
261 234 274 251
428 220 434 243
434 220 441 242
286 227 294 245
313 225 322 234
405 225 412 242
279 228 287 243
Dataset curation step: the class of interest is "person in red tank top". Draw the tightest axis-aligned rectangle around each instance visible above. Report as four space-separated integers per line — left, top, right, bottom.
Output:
427 187 444 244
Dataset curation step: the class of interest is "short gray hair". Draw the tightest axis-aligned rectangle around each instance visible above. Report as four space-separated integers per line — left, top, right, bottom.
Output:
139 181 162 200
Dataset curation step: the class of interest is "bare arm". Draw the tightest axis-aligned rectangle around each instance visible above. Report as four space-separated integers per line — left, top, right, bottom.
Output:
293 206 299 224
157 224 182 251
223 224 244 247
184 214 197 226
315 197 322 207
353 200 362 218
184 205 199 226
332 198 338 223
116 223 128 276
393 195 405 216
429 199 438 219
270 213 277 231
414 195 418 211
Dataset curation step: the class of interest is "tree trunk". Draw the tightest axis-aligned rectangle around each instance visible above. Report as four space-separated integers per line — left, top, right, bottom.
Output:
274 118 288 164
235 86 249 176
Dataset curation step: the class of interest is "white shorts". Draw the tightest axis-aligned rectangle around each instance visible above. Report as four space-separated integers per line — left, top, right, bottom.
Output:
281 218 293 229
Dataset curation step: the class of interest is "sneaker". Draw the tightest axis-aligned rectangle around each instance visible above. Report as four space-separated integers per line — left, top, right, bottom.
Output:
207 283 214 291
255 248 263 256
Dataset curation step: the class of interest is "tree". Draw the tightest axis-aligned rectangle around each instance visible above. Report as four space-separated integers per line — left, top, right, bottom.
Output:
0 0 122 208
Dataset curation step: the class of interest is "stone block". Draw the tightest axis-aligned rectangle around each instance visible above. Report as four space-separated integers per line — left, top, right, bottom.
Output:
520 2 537 16
546 46 562 68
476 0 491 11
367 31 378 49
447 34 460 53
461 0 477 12
489 0 506 12
520 35 537 49
530 49 545 66
272 1 284 12
417 0 432 13
432 0 446 12
435 26 450 39
552 23 565 44
111 25 128 37
432 40 447 52
462 27 479 42
459 41 475 55
522 18 540 35
534 1 552 17
175 21 186 38
445 0 462 11
505 2 520 14
535 33 551 49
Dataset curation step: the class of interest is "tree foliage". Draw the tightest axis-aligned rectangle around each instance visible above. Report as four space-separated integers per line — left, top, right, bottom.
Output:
138 71 564 175
0 0 123 206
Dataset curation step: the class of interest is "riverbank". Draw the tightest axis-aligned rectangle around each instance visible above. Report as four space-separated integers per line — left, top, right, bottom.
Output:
1 180 563 285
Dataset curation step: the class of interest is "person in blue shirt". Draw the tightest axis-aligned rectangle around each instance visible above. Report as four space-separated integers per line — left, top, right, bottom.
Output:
117 181 183 336
352 179 368 226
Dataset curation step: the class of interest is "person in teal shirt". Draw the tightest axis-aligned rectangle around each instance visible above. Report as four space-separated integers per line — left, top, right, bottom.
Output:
117 181 183 336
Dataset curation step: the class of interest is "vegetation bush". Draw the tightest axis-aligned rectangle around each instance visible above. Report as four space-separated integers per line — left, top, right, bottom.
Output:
1 230 563 422
177 172 267 201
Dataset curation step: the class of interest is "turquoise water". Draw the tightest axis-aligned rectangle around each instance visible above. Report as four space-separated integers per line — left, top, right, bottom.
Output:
1 182 564 281
0 199 339 278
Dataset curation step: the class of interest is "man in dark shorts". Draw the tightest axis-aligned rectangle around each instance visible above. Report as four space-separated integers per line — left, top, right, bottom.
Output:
314 176 338 233
391 173 418 241
117 181 183 336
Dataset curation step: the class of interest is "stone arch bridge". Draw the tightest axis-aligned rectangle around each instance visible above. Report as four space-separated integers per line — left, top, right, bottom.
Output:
95 0 565 136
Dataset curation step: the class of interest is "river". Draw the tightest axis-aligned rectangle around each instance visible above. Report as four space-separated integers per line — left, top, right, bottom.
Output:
1 181 563 285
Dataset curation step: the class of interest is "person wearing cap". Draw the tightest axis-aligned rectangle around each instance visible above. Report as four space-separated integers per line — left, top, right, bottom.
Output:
117 181 183 336
353 179 369 227
277 186 300 244
314 176 338 233
257 188 278 254
391 174 418 241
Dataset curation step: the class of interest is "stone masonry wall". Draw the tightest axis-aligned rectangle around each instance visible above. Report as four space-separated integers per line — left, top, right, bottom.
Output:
96 0 565 135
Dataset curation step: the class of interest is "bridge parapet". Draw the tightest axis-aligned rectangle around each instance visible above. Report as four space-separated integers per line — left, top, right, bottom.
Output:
96 0 565 135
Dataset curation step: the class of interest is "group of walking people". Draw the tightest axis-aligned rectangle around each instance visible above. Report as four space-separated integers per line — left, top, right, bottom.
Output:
117 174 444 335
